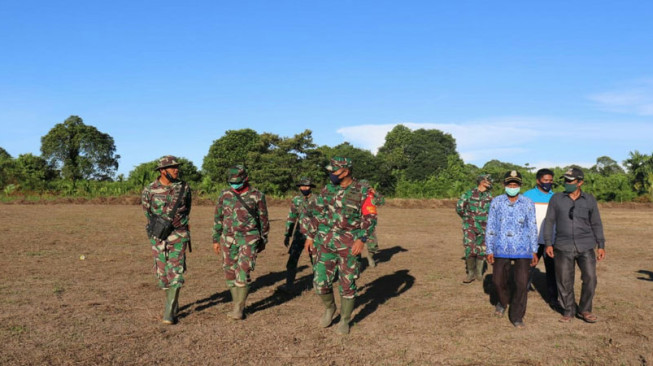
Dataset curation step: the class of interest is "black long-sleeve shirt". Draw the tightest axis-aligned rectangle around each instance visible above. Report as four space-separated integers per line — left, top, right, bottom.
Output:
543 191 605 251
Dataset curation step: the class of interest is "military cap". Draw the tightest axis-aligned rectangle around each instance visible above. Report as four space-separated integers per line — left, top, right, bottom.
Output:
563 167 584 181
326 156 352 172
476 174 493 184
155 155 180 170
296 177 316 188
503 170 523 184
227 164 248 183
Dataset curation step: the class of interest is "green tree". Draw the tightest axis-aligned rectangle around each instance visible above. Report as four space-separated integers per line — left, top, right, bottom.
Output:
202 129 261 183
0 147 14 188
14 154 56 191
590 156 625 176
623 150 653 196
40 115 120 182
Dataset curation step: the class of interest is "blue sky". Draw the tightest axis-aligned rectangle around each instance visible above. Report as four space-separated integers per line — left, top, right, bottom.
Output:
1 1 652 176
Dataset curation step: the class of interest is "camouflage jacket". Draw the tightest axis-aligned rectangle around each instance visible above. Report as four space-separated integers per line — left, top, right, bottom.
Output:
284 194 316 237
456 188 492 228
212 187 270 244
141 179 192 231
306 179 377 242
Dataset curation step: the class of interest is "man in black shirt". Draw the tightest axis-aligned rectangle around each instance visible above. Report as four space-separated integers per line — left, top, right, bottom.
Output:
543 167 606 323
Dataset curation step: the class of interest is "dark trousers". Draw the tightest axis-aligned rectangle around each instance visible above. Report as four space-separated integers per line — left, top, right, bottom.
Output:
285 232 307 283
535 244 558 303
493 258 531 323
554 248 597 316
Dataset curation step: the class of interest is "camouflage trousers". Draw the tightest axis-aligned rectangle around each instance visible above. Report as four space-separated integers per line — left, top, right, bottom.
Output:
365 231 379 254
150 230 190 289
462 227 486 258
220 231 260 288
313 231 360 299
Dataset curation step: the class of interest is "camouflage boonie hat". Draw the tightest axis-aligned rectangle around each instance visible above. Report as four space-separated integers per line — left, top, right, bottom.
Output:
326 156 352 172
227 164 248 183
476 174 493 184
155 155 180 170
296 177 316 188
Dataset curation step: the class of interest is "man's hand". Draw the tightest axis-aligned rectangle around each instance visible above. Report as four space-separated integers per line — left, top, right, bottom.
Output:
597 248 606 261
487 254 495 265
352 239 365 256
545 246 554 258
212 243 220 256
304 238 314 254
530 253 539 267
284 236 290 247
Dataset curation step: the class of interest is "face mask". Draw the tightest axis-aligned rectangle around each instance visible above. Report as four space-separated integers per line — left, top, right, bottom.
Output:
300 189 311 196
164 171 179 183
505 187 521 197
539 182 553 192
329 172 343 185
564 183 578 193
230 182 244 190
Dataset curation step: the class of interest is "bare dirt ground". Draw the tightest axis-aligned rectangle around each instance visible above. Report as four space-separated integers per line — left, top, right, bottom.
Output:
1 203 651 365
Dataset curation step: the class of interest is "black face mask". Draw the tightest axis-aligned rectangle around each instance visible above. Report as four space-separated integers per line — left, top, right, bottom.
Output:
329 172 343 185
164 171 179 183
539 182 553 192
300 189 311 196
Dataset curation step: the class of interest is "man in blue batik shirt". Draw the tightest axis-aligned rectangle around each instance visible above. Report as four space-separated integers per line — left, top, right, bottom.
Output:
486 170 538 328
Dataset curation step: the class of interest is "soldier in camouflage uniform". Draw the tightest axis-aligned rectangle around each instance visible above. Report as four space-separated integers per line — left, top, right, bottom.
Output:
141 156 192 325
279 177 317 294
359 180 385 268
212 165 269 320
456 174 493 283
304 157 377 335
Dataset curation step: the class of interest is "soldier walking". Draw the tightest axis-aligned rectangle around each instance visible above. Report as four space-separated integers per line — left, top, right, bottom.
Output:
359 180 385 268
279 177 317 294
304 157 377 334
456 174 493 283
141 156 192 325
212 165 269 320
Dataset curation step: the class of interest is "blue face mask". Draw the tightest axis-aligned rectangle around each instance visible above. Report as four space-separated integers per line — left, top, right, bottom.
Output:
329 172 343 185
539 182 553 192
230 182 244 190
505 187 521 197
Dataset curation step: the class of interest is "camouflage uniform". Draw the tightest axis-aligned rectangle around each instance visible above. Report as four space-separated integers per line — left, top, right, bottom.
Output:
141 159 192 290
141 155 192 324
212 165 269 320
307 157 377 334
282 178 317 290
358 179 385 267
456 174 493 282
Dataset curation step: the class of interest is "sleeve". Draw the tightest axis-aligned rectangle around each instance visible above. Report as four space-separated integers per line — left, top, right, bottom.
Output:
306 188 327 240
212 193 224 244
527 200 538 253
258 192 270 243
589 196 606 249
284 198 298 237
141 186 152 220
485 200 499 255
543 196 557 246
455 191 468 218
358 186 378 240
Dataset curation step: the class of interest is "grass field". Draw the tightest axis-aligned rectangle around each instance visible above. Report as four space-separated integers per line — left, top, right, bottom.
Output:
1 203 651 365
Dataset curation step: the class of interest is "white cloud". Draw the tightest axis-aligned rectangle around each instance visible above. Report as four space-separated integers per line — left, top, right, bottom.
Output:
336 119 653 169
588 80 653 116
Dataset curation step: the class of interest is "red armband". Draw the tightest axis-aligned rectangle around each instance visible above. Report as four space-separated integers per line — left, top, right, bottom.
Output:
362 192 377 215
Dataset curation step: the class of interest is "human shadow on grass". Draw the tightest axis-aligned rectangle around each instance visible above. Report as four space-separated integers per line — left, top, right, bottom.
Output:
637 270 653 281
246 272 314 316
178 265 309 318
359 245 408 273
350 269 415 325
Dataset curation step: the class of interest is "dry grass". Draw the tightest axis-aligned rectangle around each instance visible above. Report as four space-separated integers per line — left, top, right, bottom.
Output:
0 204 651 365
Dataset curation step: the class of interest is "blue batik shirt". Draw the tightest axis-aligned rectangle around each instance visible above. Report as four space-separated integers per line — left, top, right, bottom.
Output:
486 194 538 259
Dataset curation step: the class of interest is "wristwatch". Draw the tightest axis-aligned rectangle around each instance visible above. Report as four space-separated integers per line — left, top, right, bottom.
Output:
360 236 368 243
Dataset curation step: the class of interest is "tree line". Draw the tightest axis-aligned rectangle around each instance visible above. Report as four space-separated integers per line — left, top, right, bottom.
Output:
1 115 652 202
